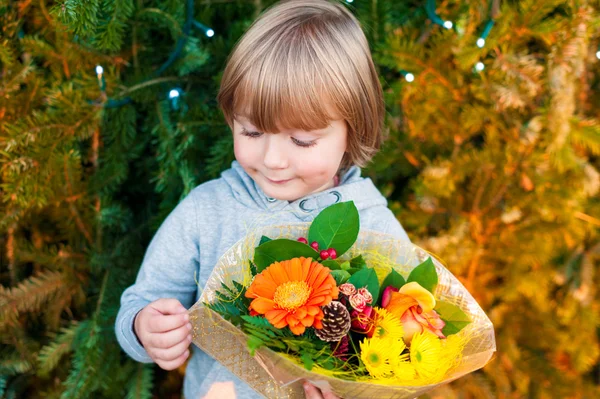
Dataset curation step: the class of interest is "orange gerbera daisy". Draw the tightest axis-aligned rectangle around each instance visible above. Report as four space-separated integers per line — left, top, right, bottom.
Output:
245 257 339 335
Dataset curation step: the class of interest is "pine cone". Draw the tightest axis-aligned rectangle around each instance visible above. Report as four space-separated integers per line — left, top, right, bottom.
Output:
315 301 351 342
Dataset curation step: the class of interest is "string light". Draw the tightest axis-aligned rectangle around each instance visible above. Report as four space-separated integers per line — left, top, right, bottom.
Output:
475 62 485 72
91 0 214 109
596 48 600 60
169 88 182 110
400 70 415 82
425 0 453 30
345 0 354 3
477 19 494 48
193 21 215 38
95 65 106 92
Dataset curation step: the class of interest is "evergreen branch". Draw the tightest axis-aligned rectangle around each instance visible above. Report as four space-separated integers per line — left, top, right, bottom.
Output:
135 8 183 37
63 154 93 245
37 322 79 376
115 77 183 98
0 271 65 325
0 348 34 375
125 363 153 399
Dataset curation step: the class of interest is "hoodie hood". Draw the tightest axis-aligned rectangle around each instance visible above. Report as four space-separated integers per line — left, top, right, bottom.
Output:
221 161 388 220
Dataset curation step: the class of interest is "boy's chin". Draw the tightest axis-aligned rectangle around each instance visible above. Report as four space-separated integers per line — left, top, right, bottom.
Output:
258 185 304 202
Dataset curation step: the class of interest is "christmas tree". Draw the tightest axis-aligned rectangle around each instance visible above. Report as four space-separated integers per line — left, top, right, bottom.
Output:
1 0 599 397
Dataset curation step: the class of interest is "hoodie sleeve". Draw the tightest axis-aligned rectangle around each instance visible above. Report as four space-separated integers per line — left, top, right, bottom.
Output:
115 191 200 363
361 206 412 243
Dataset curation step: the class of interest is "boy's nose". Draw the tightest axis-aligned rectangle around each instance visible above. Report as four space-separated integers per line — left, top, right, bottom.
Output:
263 135 288 170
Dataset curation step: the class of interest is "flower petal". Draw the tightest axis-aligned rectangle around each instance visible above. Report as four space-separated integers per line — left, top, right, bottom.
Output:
266 309 288 325
300 315 315 327
249 297 275 314
398 282 436 312
385 292 418 318
287 258 303 281
306 306 320 316
289 323 306 335
266 262 289 286
250 275 278 298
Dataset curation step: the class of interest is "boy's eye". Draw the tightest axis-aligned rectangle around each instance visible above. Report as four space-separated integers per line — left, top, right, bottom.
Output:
241 128 317 148
291 137 317 148
241 128 263 138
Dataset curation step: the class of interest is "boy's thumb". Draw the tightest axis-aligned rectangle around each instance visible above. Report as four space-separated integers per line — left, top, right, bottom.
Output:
153 298 188 315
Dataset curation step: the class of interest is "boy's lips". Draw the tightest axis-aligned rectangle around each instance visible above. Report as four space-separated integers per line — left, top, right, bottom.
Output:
265 176 293 184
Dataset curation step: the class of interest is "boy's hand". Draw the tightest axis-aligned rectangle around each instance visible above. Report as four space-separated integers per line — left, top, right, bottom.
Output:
303 382 341 399
134 298 192 370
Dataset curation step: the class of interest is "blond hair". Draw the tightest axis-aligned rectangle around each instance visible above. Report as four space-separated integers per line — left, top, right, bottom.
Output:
217 0 385 169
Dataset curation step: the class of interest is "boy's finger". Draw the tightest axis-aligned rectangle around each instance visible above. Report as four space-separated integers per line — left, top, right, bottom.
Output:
149 323 192 348
153 334 192 361
148 312 189 333
152 298 187 315
157 349 190 371
303 382 324 399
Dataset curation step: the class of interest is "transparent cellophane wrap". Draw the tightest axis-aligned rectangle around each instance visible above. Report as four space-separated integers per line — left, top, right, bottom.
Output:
189 224 496 399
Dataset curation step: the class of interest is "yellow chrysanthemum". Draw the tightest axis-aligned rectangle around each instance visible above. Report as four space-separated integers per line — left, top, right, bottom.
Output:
392 360 417 382
437 334 465 375
360 338 394 378
372 307 404 342
409 330 443 381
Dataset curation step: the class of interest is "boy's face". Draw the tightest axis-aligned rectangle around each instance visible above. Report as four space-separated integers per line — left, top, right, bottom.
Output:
233 115 347 202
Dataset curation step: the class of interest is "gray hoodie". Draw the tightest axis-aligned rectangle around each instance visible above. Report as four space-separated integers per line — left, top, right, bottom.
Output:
115 161 410 398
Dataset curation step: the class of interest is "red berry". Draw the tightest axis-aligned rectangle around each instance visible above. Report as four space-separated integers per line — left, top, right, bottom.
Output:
320 250 330 260
311 241 320 251
328 248 337 260
297 237 308 244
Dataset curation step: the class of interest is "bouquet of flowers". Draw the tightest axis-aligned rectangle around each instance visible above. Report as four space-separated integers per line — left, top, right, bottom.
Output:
189 201 495 398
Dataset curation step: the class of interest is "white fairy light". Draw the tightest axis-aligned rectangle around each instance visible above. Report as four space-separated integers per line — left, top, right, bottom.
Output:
443 20 453 29
95 65 103 75
475 62 485 72
206 29 214 38
405 73 415 82
169 89 180 99
477 38 485 48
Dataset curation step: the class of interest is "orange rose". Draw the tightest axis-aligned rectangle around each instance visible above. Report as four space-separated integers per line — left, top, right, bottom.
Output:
383 282 445 344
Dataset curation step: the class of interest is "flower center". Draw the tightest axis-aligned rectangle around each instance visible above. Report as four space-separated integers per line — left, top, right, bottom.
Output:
368 352 381 366
273 281 312 311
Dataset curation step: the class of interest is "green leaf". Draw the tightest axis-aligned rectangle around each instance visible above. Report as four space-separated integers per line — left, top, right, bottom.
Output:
407 257 438 293
308 201 359 257
321 260 341 270
253 239 319 272
379 269 406 301
350 255 367 269
246 335 265 356
249 260 257 276
330 270 351 285
301 351 314 371
340 261 351 270
435 301 471 336
259 235 272 245
348 268 379 300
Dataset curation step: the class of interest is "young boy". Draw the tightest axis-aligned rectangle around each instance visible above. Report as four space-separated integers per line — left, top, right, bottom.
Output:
115 1 410 398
